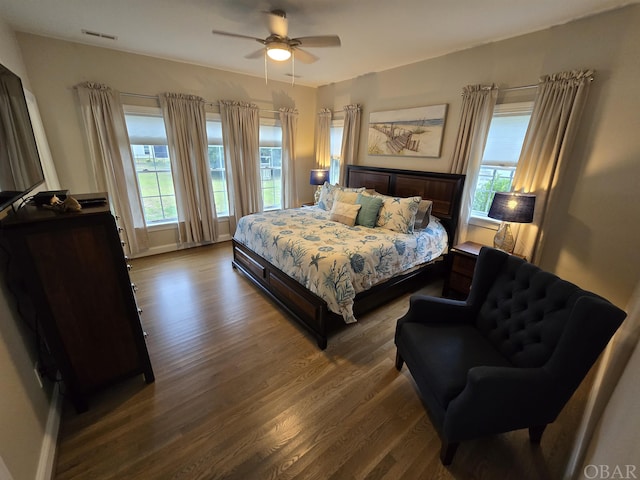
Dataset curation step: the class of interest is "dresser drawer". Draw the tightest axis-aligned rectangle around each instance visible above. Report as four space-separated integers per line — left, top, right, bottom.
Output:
451 254 477 277
448 270 473 295
443 242 483 299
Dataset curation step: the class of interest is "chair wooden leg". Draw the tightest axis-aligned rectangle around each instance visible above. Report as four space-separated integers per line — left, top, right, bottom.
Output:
395 350 404 370
440 441 459 465
529 424 547 444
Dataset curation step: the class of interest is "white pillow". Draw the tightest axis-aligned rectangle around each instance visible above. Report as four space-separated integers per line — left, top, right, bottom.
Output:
317 183 365 211
330 201 362 226
335 190 360 204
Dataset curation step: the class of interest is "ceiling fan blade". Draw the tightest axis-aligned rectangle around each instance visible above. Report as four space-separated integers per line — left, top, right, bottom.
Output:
244 48 265 60
211 30 265 43
294 35 341 48
292 48 318 64
265 10 288 37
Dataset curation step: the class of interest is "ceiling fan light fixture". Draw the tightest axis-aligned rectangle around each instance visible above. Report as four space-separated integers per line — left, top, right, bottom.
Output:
266 44 291 61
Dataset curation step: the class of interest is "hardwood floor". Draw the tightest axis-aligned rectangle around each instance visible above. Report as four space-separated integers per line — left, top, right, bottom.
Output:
53 242 590 479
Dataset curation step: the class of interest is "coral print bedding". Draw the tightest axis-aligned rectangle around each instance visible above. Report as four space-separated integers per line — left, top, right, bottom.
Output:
233 206 447 323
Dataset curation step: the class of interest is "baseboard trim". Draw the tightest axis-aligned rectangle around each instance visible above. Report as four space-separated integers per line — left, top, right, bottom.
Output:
36 383 61 480
134 235 233 258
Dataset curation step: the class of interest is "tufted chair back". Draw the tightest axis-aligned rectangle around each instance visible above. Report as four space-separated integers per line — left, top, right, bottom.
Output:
474 255 589 368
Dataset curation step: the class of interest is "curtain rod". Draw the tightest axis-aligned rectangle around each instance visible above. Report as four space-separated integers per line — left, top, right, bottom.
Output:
499 84 537 92
119 91 281 114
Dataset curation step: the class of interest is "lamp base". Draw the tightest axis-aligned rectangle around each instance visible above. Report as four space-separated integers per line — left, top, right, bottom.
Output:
314 185 322 204
494 223 515 254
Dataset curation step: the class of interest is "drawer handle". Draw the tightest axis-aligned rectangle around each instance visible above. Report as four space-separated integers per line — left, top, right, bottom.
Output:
127 264 132 271
131 282 138 292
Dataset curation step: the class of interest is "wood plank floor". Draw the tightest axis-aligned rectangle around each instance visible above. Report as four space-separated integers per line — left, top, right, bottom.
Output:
53 242 591 480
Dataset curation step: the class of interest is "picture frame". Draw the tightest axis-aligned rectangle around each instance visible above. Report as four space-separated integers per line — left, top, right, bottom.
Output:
367 104 448 157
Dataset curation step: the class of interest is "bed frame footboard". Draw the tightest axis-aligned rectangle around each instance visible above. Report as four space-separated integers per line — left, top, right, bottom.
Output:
232 239 445 349
232 238 332 349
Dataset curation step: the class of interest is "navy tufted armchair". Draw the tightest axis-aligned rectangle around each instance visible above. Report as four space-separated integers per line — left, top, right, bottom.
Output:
395 247 626 465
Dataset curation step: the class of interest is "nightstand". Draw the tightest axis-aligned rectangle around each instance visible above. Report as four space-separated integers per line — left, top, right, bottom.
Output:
442 241 484 299
301 202 315 207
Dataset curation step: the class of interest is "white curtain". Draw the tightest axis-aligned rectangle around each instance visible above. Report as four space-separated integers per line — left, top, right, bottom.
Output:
219 100 262 233
315 108 332 169
159 93 217 246
511 69 594 262
75 82 149 256
339 104 361 185
565 282 640 479
449 84 498 243
279 107 298 209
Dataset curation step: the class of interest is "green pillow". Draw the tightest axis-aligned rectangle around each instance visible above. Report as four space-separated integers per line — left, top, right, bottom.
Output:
355 193 384 228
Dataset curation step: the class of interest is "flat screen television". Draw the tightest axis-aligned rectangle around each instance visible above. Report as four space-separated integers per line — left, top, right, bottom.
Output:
0 63 45 214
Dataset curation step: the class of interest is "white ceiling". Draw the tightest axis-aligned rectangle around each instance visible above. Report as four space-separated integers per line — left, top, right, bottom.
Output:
0 0 636 87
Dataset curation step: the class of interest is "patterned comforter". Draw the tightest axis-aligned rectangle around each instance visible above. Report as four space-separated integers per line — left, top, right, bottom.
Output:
233 206 448 323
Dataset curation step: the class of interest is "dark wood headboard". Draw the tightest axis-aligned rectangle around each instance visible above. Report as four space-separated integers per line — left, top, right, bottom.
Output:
346 165 465 249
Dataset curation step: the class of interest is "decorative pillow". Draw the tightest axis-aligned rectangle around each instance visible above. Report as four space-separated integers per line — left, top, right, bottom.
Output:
355 193 384 228
317 183 365 211
335 190 359 204
376 195 422 233
413 199 434 230
330 201 362 226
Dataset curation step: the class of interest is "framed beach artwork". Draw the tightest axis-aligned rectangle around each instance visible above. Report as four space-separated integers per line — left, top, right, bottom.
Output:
367 104 448 157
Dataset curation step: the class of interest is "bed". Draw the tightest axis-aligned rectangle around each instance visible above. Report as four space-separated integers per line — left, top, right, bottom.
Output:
232 165 465 349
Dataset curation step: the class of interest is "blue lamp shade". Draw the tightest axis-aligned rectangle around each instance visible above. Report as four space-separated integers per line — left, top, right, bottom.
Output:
488 192 536 224
309 169 329 186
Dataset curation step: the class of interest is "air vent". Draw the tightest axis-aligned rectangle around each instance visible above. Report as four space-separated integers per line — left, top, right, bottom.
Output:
81 29 118 41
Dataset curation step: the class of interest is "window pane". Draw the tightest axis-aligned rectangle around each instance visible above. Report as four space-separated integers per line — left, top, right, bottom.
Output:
206 118 230 218
259 125 282 210
471 102 533 218
262 166 281 210
471 167 516 215
141 194 176 224
207 144 228 217
130 142 178 224
330 124 343 184
157 171 175 196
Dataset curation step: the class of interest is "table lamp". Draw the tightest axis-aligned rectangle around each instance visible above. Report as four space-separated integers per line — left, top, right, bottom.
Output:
487 192 536 254
309 169 329 204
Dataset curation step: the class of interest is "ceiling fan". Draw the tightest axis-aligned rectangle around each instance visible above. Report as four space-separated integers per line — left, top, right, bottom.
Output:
211 9 341 64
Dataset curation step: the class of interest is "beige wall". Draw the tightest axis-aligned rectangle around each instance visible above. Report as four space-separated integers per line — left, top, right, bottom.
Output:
0 17 53 480
317 5 640 310
15 34 318 254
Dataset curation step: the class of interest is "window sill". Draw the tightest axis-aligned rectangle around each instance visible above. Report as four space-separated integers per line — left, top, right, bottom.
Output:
468 215 500 231
146 222 177 232
146 215 231 232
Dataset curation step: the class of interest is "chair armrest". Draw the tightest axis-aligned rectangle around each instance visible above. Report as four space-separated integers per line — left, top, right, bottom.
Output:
397 294 475 326
443 365 560 441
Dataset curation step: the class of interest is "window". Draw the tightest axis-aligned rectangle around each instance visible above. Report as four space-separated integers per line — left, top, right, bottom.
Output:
329 120 344 185
125 110 177 224
471 102 533 219
259 123 282 210
206 117 229 217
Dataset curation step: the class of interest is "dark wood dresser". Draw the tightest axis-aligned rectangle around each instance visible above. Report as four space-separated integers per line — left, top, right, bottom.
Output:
0 193 154 412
